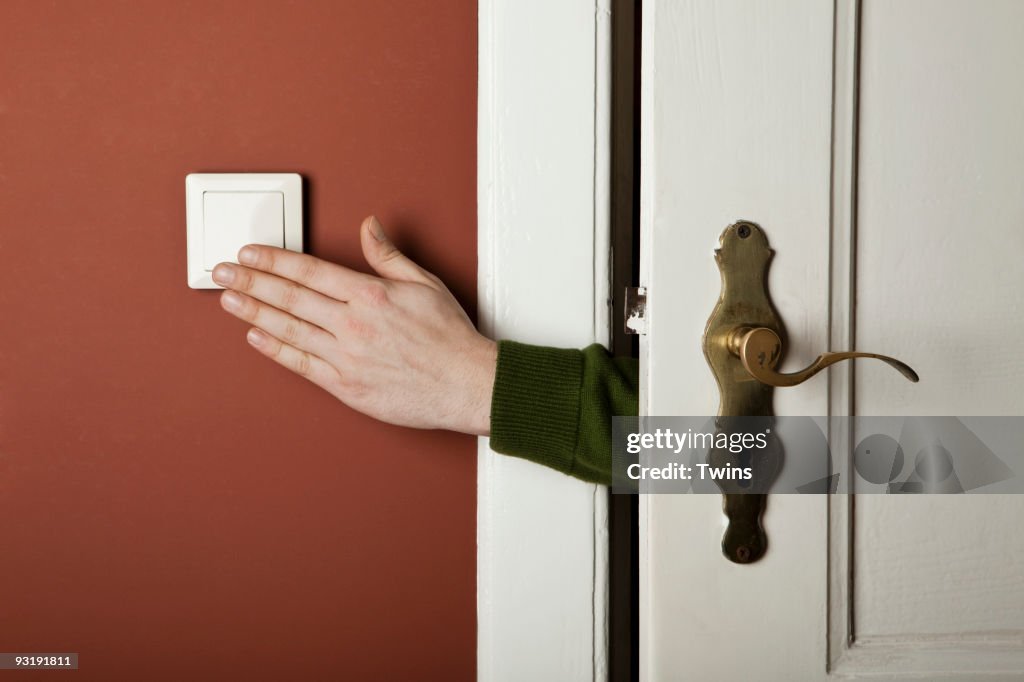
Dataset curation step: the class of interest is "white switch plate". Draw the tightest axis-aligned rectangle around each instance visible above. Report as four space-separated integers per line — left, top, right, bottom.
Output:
185 173 303 289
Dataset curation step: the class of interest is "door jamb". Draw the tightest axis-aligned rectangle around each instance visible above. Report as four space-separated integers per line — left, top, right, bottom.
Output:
477 1 613 679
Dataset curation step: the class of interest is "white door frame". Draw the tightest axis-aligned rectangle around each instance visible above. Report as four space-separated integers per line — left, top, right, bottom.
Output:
477 1 612 680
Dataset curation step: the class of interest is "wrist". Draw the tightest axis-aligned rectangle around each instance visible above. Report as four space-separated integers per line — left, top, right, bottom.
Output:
461 336 497 436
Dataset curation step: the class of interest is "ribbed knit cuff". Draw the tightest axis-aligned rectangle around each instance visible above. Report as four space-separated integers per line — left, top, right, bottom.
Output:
488 340 584 475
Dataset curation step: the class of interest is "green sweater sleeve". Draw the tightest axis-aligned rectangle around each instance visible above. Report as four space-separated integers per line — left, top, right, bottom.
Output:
488 340 639 485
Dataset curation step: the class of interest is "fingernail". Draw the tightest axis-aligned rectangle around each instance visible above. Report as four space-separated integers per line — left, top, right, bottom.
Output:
246 328 265 347
238 246 258 265
221 290 243 312
212 264 235 285
369 216 387 242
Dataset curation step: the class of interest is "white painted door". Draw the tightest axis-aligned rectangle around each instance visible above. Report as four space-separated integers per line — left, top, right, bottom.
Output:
639 1 1024 679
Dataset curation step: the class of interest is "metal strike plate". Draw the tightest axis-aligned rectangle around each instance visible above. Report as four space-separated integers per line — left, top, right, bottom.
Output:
624 286 647 335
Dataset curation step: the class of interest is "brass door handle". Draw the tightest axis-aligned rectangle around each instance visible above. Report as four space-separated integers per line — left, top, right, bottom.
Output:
702 220 918 564
727 326 919 387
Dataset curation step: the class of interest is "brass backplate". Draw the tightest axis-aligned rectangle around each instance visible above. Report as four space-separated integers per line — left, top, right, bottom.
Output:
702 221 784 564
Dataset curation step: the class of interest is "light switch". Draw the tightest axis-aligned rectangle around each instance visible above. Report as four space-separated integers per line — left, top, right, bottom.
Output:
185 173 302 289
202 192 284 270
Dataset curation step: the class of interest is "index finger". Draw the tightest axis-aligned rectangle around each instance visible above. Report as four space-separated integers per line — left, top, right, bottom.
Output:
237 244 367 302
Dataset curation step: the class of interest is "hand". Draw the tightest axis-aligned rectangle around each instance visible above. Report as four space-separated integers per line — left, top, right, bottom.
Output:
212 216 497 436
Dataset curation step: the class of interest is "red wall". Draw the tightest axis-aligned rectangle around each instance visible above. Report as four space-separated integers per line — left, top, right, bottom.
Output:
0 2 476 679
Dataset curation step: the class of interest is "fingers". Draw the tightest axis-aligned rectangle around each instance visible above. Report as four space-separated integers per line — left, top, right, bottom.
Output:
213 263 340 329
359 215 444 290
235 245 369 301
244 328 342 391
220 290 335 357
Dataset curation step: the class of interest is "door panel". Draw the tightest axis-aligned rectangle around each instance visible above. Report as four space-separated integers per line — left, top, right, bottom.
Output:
641 0 1024 679
854 0 1024 646
639 2 832 680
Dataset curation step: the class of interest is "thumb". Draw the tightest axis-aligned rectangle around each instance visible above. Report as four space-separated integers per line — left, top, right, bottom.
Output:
360 215 441 288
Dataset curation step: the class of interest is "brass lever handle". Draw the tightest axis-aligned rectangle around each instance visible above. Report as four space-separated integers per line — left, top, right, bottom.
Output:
727 326 919 387
703 220 920 564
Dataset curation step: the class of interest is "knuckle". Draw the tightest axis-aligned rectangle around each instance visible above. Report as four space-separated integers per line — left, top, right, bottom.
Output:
263 335 283 358
279 283 303 311
294 352 312 377
282 320 302 344
237 269 257 292
344 315 367 336
237 296 260 322
256 247 275 271
334 374 366 399
359 280 389 307
296 257 320 283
